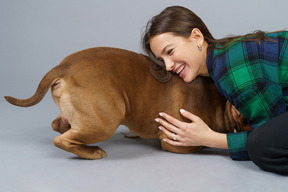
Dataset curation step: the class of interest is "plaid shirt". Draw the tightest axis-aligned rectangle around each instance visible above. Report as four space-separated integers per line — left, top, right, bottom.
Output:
206 31 288 160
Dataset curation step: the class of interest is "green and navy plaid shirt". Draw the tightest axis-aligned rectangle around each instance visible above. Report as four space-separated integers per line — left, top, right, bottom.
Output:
206 31 288 160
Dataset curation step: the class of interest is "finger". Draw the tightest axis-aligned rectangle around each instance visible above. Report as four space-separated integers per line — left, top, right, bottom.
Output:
179 109 200 122
156 118 179 134
159 126 181 141
163 138 186 147
158 112 185 129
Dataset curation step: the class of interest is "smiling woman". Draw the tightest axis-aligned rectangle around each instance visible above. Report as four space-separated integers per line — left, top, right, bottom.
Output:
142 5 288 175
142 6 214 82
149 30 209 83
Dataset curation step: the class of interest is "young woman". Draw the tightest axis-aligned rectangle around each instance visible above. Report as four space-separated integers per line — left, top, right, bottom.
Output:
142 6 288 175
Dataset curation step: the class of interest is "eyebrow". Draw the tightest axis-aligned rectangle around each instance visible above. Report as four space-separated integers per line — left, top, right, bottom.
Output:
161 44 172 55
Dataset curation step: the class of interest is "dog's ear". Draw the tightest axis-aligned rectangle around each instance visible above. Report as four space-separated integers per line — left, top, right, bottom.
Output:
237 114 251 132
231 105 240 122
231 105 252 132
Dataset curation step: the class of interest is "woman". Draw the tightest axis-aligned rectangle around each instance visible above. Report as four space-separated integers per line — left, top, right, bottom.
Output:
142 6 288 175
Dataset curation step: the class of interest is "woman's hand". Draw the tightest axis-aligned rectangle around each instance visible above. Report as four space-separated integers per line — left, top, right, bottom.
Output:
155 109 228 149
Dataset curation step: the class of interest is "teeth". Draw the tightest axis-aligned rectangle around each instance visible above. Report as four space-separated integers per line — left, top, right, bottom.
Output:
176 65 185 74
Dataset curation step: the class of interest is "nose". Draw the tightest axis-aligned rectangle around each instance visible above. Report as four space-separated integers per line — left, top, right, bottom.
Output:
164 58 174 71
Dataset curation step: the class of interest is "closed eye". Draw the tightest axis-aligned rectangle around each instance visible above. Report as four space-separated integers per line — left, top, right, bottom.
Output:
167 49 173 55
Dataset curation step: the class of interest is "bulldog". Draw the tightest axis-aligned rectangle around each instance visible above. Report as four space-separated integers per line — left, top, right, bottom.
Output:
5 47 251 159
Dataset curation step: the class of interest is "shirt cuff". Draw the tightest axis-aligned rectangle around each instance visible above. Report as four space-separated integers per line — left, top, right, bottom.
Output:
227 131 252 160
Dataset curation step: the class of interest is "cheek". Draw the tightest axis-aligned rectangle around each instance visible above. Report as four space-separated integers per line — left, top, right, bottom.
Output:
173 51 185 61
190 51 202 65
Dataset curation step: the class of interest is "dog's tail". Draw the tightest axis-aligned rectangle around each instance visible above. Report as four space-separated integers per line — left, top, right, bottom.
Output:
4 64 67 107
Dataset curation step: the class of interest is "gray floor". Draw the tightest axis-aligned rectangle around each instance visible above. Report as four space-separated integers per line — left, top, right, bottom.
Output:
0 97 287 192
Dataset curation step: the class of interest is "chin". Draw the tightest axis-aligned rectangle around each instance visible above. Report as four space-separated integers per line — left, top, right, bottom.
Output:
183 78 192 83
183 76 196 83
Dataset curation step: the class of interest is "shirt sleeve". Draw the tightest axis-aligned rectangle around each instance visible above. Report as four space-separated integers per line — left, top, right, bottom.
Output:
226 131 252 160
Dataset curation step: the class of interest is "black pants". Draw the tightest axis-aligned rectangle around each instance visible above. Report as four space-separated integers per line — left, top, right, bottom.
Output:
247 112 288 175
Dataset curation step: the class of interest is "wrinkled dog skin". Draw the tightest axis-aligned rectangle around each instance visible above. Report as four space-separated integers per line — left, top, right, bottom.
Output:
5 47 251 159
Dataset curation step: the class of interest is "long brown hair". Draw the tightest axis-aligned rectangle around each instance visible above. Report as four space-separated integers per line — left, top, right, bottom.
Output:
142 6 272 82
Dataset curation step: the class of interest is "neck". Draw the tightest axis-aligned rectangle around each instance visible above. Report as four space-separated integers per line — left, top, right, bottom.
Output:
200 41 210 77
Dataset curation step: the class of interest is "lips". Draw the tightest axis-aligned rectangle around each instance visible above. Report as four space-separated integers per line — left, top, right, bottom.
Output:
173 64 186 77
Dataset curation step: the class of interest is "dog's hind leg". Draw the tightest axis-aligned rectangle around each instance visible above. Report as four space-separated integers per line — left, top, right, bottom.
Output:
51 79 126 159
53 129 108 159
53 109 123 159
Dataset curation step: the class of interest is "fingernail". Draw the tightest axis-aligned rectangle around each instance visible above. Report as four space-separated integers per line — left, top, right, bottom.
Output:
180 109 185 113
159 113 163 117
158 126 162 130
155 118 159 122
163 139 167 142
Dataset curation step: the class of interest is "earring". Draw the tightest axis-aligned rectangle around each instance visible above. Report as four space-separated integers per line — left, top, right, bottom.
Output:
198 44 202 51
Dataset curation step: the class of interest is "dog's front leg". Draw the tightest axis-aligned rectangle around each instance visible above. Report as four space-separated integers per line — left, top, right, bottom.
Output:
53 130 107 159
160 140 202 154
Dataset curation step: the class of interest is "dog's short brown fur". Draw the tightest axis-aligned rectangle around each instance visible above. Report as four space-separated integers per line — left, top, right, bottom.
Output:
5 47 251 159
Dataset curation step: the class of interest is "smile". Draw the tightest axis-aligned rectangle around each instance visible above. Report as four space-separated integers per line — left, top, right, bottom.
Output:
175 64 185 75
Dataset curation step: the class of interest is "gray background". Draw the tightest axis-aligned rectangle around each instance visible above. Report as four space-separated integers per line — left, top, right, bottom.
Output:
0 0 287 191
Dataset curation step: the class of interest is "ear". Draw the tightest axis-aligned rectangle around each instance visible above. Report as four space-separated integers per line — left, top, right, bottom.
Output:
189 28 204 45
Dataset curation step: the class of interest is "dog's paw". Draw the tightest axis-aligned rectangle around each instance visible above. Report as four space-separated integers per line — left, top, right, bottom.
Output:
78 145 107 160
121 131 140 139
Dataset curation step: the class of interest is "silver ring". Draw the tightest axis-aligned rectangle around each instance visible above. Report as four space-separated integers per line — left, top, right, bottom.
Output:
173 135 177 141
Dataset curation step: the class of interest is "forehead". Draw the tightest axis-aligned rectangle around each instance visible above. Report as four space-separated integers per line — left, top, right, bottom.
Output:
150 33 175 47
150 32 177 55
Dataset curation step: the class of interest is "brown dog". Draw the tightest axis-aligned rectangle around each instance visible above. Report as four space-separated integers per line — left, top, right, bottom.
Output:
5 47 251 159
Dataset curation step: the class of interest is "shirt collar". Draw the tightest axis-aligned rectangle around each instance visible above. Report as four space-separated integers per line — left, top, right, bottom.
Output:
206 48 215 79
